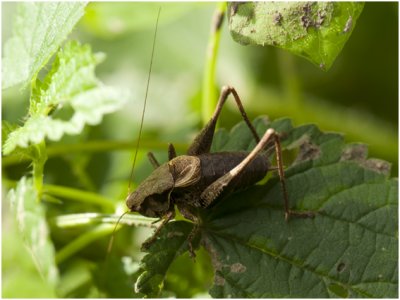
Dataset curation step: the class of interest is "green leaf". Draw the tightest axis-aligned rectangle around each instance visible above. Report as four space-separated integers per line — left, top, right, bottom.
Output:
228 2 364 70
163 248 214 298
135 221 195 297
3 41 129 155
2 120 46 164
202 117 397 298
7 177 59 288
92 255 142 298
137 117 397 297
2 2 87 89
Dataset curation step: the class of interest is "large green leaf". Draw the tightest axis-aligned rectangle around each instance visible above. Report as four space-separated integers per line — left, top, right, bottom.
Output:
135 117 397 297
7 177 59 288
135 221 213 298
2 2 87 89
3 41 129 155
135 221 194 297
228 2 364 70
204 117 397 297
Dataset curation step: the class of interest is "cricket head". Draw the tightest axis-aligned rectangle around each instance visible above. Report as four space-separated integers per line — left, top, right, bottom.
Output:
126 163 174 218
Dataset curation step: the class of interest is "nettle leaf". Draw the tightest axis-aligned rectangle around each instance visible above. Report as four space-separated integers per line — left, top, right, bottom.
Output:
3 41 129 155
7 177 59 287
228 2 364 70
135 221 194 297
2 2 87 89
138 117 397 298
203 117 397 298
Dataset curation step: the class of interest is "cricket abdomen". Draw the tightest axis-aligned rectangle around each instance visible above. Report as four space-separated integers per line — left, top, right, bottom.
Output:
170 152 270 209
198 152 270 190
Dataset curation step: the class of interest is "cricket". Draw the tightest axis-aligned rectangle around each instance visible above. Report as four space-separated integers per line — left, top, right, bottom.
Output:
119 8 314 258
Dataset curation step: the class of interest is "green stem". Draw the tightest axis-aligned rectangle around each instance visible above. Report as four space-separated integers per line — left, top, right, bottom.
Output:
2 139 188 167
52 213 156 228
277 50 303 108
55 215 156 263
56 224 113 264
42 184 116 211
201 2 227 124
32 141 47 199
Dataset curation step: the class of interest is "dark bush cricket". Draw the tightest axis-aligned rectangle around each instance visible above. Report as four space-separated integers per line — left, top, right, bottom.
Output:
121 8 314 258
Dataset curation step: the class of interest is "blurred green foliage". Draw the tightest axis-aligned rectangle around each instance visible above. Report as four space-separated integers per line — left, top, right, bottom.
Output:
2 2 398 298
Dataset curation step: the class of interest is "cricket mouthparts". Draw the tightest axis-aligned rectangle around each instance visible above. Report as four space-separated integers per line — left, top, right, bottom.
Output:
125 192 139 212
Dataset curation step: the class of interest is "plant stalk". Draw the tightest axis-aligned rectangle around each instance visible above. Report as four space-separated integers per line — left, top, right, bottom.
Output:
42 184 116 211
201 2 227 124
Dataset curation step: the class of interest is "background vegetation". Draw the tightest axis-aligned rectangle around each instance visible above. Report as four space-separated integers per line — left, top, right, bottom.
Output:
2 2 398 298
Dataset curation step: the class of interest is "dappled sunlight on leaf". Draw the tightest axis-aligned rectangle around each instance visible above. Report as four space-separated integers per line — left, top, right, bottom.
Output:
2 2 87 89
3 42 129 155
228 2 364 70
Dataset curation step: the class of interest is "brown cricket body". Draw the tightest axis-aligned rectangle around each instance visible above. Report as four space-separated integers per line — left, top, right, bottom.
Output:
125 86 314 255
126 152 270 218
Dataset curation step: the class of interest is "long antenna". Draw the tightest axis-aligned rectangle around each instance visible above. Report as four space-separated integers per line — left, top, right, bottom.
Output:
128 7 161 194
106 210 130 258
107 7 161 260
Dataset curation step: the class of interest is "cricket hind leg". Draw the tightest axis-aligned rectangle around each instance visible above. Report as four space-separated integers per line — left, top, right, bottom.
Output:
187 86 260 156
271 131 314 220
200 128 315 220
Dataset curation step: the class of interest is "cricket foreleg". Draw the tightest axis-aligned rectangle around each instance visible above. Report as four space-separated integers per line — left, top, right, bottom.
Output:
177 203 200 259
187 224 199 260
141 210 175 251
187 86 260 156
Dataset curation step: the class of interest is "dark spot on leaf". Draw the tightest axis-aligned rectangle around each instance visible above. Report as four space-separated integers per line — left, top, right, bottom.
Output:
273 12 282 25
316 9 326 28
362 159 391 175
214 274 225 286
300 2 314 29
294 140 320 162
230 262 246 273
336 262 346 273
302 3 312 14
341 145 391 175
340 144 368 162
301 15 312 29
